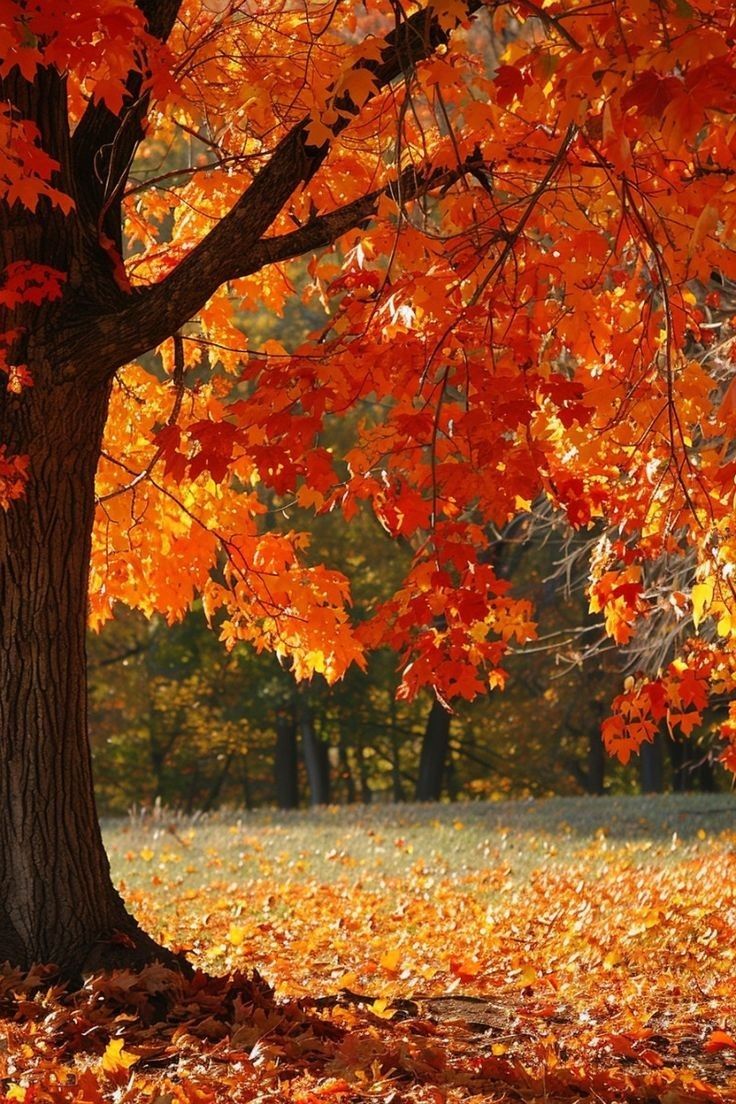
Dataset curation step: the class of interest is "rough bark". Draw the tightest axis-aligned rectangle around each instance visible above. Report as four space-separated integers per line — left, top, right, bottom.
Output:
0 373 181 977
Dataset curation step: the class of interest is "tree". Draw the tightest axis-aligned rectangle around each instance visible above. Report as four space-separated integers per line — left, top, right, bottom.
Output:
3 0 736 975
415 698 452 801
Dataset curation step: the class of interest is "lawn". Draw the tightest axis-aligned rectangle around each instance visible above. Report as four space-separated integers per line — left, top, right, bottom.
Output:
107 793 736 991
2 794 736 1102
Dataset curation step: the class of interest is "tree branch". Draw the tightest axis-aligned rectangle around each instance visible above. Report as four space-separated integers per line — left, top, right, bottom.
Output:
61 0 488 379
70 1 182 252
233 160 482 276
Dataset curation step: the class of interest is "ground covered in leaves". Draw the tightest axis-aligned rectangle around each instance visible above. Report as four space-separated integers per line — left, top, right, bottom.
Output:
2 794 736 1102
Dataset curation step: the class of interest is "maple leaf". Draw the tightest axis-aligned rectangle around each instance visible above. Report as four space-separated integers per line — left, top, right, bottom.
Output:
704 1029 736 1053
0 262 66 309
494 64 530 108
668 710 702 736
621 70 684 118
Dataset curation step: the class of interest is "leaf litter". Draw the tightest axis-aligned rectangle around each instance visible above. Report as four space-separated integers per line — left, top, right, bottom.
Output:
1 794 736 1102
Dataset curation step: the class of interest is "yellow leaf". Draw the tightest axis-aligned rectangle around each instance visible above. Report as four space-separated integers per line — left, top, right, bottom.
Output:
139 847 154 862
102 1038 138 1076
379 947 401 972
602 101 614 142
691 580 713 629
228 924 245 946
689 203 719 257
296 485 324 510
517 963 538 986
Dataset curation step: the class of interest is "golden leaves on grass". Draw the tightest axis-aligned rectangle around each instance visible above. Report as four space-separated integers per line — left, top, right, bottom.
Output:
2 806 736 1102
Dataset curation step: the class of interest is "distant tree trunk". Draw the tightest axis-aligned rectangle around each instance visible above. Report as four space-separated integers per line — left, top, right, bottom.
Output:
150 720 165 799
184 762 201 814
667 736 715 792
445 752 459 800
697 754 716 792
356 740 372 804
640 735 664 793
148 710 181 803
415 699 451 801
241 759 253 810
389 699 406 802
300 701 330 805
274 708 299 809
201 749 235 813
668 736 692 792
338 742 357 803
587 730 606 795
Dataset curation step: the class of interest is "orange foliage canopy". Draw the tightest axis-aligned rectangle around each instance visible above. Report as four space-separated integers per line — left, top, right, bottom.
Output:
3 0 736 765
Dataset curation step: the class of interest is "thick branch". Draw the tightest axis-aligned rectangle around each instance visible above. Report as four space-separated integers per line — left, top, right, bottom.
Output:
61 0 487 378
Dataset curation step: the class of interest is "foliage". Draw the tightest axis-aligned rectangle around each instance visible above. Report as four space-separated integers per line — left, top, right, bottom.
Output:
2 796 736 1102
6 0 736 774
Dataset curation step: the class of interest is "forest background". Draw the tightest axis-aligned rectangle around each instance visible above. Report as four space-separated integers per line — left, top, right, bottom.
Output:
90 517 726 816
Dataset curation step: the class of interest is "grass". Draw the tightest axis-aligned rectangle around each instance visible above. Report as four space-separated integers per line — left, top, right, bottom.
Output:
104 792 736 987
105 791 736 888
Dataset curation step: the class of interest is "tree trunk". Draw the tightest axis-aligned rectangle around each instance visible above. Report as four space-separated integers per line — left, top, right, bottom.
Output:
299 701 330 805
201 749 235 813
640 734 664 794
389 699 405 802
356 740 372 804
445 750 459 801
337 741 357 803
587 729 606 795
0 377 178 978
274 708 299 809
667 736 692 793
415 699 451 802
697 753 716 793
